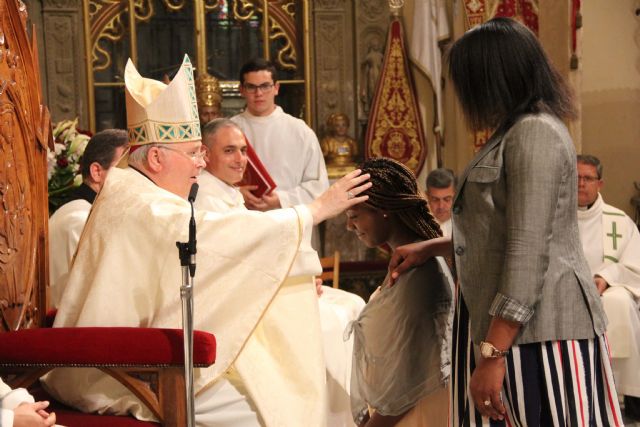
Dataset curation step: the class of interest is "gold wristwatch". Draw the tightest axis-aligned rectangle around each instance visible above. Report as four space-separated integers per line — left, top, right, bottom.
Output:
479 341 509 359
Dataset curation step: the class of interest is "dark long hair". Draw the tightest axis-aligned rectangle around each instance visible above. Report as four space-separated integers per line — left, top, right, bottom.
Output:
447 17 576 132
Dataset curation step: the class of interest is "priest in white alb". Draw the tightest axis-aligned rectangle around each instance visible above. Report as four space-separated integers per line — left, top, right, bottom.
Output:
43 55 371 427
577 154 640 418
195 117 365 427
48 129 128 307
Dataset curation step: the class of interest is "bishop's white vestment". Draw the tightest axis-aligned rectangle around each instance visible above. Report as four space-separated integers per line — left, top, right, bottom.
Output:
43 167 327 427
578 193 640 397
195 169 364 427
194 170 245 213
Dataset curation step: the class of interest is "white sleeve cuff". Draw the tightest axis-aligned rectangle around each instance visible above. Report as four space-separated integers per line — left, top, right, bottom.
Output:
1 387 34 410
275 190 291 208
1 408 15 427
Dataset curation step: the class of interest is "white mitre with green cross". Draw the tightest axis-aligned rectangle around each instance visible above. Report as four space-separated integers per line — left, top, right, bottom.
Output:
124 54 201 146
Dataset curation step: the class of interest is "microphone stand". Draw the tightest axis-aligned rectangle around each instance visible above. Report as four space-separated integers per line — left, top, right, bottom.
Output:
176 183 198 427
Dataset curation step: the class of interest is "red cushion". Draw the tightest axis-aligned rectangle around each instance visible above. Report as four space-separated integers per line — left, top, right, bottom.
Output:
0 328 215 366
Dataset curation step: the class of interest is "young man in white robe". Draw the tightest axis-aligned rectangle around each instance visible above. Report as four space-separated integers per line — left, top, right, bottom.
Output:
196 118 365 427
48 129 128 307
577 154 640 420
231 59 329 223
43 55 371 427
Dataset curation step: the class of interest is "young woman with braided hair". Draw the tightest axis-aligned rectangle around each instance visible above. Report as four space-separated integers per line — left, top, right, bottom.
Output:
346 157 454 427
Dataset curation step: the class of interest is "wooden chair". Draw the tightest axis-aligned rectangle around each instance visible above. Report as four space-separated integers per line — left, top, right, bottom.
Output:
0 1 216 425
319 251 341 288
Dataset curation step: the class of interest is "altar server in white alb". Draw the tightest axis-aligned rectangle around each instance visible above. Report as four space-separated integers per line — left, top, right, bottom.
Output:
577 154 640 419
195 118 365 427
43 55 371 427
232 58 329 212
48 129 128 307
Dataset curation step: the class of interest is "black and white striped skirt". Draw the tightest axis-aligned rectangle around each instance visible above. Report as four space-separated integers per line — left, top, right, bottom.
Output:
451 293 623 427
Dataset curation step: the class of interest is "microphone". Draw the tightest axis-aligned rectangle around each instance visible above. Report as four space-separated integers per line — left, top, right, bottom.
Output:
188 183 199 204
187 183 198 277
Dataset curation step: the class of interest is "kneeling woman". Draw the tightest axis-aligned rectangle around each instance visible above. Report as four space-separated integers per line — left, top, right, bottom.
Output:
346 158 454 427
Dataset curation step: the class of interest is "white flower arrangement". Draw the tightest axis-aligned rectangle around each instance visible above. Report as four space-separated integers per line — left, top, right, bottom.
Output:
48 118 91 211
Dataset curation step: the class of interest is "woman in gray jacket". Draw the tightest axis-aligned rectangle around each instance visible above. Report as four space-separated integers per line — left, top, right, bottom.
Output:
389 17 622 426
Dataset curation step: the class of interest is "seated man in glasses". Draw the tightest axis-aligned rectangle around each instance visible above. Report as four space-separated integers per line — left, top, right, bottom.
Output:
232 58 329 218
576 154 640 421
44 55 370 427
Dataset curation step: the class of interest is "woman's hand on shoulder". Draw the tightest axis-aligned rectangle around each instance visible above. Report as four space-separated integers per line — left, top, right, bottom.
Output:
388 237 452 285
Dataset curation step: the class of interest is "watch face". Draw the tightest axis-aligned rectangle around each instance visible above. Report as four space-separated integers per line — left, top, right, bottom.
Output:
480 342 496 358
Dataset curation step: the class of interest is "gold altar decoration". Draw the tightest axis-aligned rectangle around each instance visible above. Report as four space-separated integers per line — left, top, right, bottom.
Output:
196 73 223 125
463 0 538 33
0 0 51 331
364 16 426 173
321 112 358 178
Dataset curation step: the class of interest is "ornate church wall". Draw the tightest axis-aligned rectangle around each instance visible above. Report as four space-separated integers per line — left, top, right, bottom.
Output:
404 0 638 220
580 0 639 216
24 0 88 128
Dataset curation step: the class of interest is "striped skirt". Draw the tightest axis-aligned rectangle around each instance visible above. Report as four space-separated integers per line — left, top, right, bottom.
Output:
451 294 623 427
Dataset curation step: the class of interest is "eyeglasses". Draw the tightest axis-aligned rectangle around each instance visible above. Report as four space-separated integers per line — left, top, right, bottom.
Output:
158 145 205 162
242 82 274 94
578 175 600 183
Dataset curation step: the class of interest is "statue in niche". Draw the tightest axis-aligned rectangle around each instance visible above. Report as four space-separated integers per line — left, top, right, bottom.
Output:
321 112 358 178
360 37 384 113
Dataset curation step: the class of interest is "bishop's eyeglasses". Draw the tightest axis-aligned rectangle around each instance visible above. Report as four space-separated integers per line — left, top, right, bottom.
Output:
158 145 206 162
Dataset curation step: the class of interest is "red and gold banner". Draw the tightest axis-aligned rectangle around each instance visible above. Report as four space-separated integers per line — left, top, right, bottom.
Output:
463 0 539 151
365 17 426 173
463 0 538 34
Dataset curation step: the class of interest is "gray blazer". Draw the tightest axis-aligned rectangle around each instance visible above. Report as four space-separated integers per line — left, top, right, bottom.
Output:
452 113 606 345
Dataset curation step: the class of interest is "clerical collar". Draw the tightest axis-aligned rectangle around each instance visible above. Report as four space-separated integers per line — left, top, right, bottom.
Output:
129 165 155 184
69 183 97 204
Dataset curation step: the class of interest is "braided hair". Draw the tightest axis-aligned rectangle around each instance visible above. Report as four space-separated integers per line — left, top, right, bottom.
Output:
360 157 442 241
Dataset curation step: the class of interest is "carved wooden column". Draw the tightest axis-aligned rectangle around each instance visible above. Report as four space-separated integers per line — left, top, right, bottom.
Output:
0 0 51 331
40 0 87 127
311 0 357 139
355 0 389 142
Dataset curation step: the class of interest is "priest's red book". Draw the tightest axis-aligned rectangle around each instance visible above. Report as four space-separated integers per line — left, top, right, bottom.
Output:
238 136 277 197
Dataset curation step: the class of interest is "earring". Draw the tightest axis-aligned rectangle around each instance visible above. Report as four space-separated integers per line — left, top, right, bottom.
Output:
383 214 388 218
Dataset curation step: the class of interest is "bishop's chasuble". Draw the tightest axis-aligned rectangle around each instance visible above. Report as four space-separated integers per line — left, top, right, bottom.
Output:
43 167 327 426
